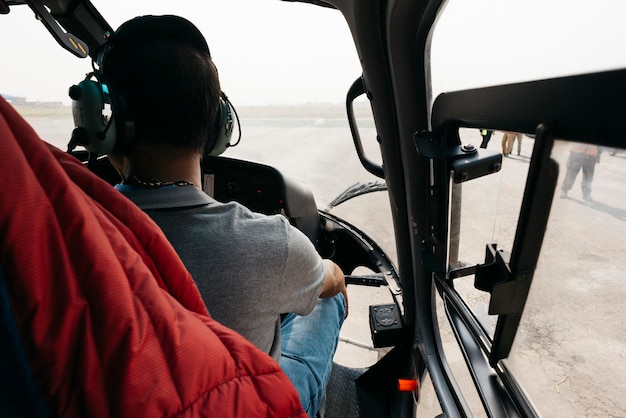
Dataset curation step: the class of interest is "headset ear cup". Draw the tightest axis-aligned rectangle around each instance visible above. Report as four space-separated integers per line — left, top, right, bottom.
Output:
206 97 234 157
69 77 117 156
69 71 135 156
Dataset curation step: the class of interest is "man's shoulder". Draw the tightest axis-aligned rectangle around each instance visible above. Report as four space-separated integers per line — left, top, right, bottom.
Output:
117 185 296 240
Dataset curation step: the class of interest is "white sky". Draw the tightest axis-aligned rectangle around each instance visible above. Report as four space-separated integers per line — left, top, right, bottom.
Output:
1 0 625 105
430 0 626 93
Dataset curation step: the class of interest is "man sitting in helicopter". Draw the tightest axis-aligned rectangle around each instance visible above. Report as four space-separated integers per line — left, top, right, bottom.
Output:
92 15 348 417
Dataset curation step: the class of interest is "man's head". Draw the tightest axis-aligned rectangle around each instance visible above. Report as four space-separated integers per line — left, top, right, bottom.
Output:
100 15 221 157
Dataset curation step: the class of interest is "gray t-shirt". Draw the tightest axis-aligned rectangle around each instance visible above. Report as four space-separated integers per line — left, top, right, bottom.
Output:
119 185 325 361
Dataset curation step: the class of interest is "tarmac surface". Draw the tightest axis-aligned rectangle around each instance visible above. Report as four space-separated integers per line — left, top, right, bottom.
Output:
22 109 626 417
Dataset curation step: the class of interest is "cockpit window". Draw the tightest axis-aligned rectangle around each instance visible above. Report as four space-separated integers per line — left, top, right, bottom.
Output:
430 0 626 99
506 140 626 416
427 3 626 414
444 134 626 416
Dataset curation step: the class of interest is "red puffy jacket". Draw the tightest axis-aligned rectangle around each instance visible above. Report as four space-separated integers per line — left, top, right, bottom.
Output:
0 95 306 418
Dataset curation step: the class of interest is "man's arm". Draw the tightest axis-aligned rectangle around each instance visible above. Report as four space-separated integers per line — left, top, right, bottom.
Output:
319 259 349 317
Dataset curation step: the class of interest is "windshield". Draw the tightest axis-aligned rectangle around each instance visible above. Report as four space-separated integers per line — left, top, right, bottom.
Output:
0 0 391 371
1 1 382 206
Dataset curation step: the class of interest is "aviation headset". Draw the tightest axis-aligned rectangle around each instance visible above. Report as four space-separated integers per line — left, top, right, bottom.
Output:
69 15 237 158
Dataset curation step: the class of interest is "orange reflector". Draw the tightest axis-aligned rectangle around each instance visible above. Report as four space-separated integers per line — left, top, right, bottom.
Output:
397 378 418 392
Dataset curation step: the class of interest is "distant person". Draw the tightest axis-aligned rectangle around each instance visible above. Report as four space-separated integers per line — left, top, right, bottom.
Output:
502 131 522 157
479 129 493 148
560 144 602 202
101 15 347 417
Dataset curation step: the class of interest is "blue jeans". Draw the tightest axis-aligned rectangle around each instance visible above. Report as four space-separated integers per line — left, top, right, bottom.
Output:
280 293 346 417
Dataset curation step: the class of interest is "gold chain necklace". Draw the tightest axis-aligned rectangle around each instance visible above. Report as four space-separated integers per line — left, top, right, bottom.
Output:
123 175 194 189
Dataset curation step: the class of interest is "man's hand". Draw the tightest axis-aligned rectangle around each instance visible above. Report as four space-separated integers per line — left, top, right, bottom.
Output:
319 259 349 318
